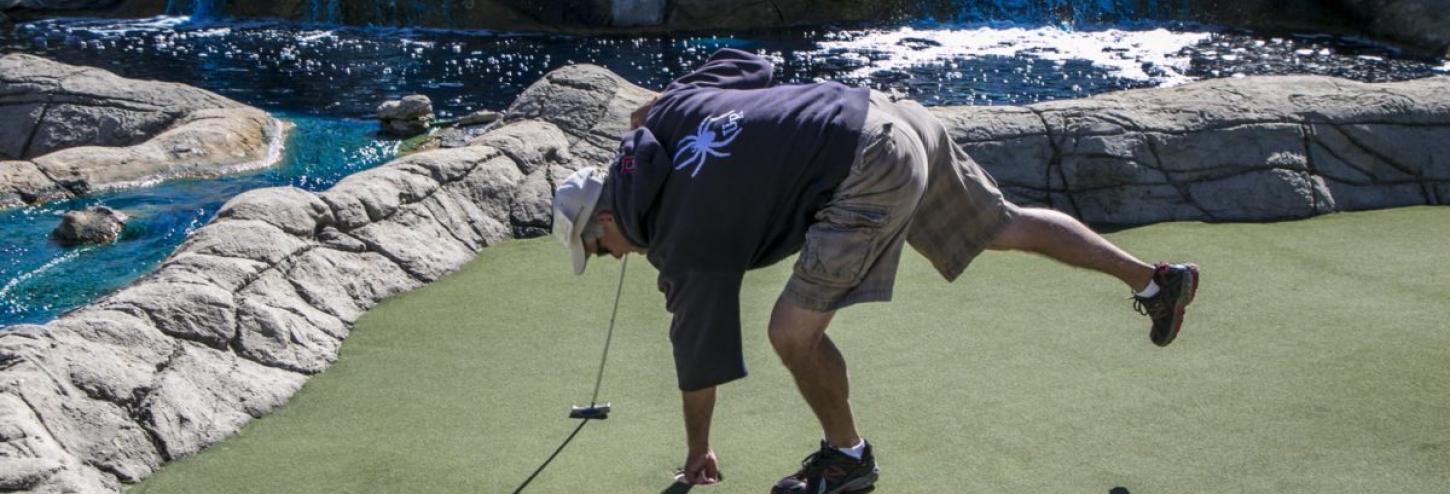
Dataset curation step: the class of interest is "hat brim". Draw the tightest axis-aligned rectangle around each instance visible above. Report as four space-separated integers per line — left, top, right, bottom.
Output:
569 227 589 276
567 178 604 276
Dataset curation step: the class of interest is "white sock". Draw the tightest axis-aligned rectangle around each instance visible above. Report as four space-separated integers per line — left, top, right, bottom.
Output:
1135 279 1160 298
835 439 867 460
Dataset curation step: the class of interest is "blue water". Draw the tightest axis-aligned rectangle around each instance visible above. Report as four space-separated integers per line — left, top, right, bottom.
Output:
1 14 1443 327
0 114 397 326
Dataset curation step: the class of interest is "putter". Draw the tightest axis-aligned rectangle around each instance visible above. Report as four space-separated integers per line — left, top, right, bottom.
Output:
569 255 628 420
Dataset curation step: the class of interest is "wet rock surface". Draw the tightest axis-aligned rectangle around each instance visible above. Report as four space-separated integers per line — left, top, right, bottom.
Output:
1 62 1444 492
50 205 127 245
0 54 289 209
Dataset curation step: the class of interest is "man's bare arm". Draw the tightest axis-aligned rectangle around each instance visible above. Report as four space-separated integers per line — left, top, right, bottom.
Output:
679 386 722 484
683 386 716 453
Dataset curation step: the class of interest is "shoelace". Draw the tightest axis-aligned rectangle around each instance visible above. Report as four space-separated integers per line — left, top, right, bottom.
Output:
795 450 829 478
1132 295 1169 318
794 448 856 483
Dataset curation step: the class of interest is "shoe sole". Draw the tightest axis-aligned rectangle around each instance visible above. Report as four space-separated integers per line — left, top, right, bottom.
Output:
774 468 879 494
1157 263 1199 347
829 466 880 494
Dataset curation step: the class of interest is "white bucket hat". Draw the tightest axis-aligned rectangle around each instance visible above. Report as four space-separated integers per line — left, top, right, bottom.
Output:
552 166 606 275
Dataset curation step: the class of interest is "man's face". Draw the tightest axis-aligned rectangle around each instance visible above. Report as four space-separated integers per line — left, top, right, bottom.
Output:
582 212 643 260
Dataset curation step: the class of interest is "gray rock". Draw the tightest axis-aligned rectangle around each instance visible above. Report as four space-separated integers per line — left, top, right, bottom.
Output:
0 55 288 208
349 203 478 282
138 342 304 459
0 394 88 492
283 247 421 322
931 75 1450 224
468 120 573 174
510 169 555 238
214 187 334 237
0 350 158 484
101 281 237 350
458 109 503 126
173 219 310 266
51 205 127 246
0 160 72 208
321 166 443 230
377 95 433 120
503 64 657 166
235 271 347 374
146 253 268 293
377 94 434 137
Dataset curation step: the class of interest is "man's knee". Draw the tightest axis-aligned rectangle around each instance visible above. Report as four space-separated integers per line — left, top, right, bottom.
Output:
987 205 1037 251
768 296 834 357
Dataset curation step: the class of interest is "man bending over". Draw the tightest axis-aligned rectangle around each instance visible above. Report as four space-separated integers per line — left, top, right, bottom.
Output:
551 48 1199 494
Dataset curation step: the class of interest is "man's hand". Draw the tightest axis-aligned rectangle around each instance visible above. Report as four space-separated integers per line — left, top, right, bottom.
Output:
678 448 721 485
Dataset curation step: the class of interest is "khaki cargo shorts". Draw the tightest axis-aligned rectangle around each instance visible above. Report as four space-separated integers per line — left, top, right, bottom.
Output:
783 91 1016 312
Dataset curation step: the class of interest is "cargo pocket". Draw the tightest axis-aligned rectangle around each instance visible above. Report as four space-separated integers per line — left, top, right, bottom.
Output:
795 204 891 288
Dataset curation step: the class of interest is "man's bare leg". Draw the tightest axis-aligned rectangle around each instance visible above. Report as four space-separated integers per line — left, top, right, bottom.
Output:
989 206 1155 291
767 296 861 449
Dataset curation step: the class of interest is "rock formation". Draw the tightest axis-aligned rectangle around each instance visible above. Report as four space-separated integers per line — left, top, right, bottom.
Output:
0 54 289 209
0 61 1445 492
458 110 503 127
51 205 129 245
933 75 1450 224
376 94 435 137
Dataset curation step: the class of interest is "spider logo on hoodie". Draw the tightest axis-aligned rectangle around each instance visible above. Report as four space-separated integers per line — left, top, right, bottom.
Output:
673 110 743 178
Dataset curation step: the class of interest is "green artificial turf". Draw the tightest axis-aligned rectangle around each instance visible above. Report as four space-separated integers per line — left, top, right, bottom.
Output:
130 207 1450 493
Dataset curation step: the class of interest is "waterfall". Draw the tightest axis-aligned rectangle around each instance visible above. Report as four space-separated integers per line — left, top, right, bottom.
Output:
164 0 227 19
306 0 343 24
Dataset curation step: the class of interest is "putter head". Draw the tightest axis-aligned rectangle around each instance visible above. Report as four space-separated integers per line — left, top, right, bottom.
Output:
568 403 611 420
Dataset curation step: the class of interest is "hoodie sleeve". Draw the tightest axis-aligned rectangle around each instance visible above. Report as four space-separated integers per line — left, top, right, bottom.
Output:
664 48 773 92
659 269 748 391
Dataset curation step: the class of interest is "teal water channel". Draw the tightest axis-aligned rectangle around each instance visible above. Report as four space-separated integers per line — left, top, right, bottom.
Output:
0 114 398 326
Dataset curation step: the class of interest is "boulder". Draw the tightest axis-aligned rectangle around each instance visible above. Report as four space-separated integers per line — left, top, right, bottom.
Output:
457 109 503 126
1 160 71 208
51 205 127 246
0 54 289 208
377 94 435 137
502 64 655 165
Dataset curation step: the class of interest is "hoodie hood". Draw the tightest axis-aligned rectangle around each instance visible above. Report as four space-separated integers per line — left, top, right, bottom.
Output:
607 127 673 249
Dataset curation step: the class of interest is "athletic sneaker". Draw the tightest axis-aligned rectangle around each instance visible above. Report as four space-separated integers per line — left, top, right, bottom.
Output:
1134 262 1200 346
771 440 879 494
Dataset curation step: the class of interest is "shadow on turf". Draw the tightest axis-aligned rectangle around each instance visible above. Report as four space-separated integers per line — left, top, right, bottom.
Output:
660 482 693 493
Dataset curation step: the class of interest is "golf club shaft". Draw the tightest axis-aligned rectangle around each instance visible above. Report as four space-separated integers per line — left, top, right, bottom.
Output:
589 254 627 407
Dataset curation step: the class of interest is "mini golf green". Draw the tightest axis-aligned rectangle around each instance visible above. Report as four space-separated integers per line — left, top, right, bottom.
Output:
130 207 1450 493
